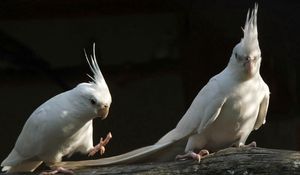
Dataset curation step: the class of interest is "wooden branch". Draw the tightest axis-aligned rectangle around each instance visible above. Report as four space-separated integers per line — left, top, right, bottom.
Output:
6 147 300 175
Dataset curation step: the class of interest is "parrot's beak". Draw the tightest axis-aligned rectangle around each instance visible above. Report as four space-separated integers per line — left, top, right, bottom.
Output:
98 105 109 120
244 61 253 72
243 57 255 75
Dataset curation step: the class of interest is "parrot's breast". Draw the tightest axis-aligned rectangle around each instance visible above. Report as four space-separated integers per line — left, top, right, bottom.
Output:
202 81 263 151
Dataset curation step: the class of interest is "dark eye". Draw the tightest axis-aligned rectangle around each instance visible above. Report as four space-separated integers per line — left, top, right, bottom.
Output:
235 53 241 61
90 98 97 105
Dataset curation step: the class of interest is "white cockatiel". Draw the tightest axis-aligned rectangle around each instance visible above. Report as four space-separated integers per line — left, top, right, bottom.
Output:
56 4 270 169
157 3 269 159
1 43 112 173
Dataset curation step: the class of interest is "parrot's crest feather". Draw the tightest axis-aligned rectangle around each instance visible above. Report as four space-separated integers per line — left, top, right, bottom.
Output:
241 3 259 52
84 43 106 87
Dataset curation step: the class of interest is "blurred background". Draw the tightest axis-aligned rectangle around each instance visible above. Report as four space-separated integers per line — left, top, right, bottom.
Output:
0 0 299 162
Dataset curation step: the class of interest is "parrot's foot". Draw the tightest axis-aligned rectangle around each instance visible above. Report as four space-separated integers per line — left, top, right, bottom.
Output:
234 141 256 148
88 132 112 156
39 167 74 175
241 141 257 148
175 149 209 163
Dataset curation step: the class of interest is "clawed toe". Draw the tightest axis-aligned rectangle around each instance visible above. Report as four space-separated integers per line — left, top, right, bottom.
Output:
88 132 112 157
176 151 201 162
232 141 257 148
175 149 209 163
240 141 257 148
246 141 257 147
39 167 74 175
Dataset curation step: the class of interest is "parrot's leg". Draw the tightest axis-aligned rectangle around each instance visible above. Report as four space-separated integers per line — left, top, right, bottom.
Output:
175 149 209 163
39 167 74 175
88 132 112 156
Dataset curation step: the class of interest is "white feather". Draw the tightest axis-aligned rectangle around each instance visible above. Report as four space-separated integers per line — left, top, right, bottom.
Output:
56 4 269 169
85 43 105 86
1 44 111 172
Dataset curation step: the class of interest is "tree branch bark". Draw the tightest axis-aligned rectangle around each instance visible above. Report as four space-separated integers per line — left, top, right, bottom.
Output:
6 147 300 175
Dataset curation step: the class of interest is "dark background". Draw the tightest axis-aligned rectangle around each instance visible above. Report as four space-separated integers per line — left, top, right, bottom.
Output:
0 0 299 162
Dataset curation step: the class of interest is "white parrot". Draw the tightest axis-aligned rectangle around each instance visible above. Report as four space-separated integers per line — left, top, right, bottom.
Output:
1 43 112 174
56 3 270 169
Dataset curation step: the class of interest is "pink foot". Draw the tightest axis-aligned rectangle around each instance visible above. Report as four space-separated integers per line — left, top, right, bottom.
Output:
240 141 256 148
238 141 257 148
175 149 209 163
88 132 112 157
39 167 74 175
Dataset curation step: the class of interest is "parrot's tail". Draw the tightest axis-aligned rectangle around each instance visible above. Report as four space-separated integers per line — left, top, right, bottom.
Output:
55 138 188 170
1 165 11 172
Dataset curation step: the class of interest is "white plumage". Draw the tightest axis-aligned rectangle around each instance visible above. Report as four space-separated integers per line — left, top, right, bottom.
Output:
56 4 270 169
159 3 269 151
158 4 269 151
1 43 112 172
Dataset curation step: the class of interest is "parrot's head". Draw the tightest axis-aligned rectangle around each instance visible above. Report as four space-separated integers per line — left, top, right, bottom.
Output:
75 43 112 120
230 4 261 79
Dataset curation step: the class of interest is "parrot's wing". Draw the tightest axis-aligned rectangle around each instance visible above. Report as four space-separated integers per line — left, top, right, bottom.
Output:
157 77 227 144
1 108 48 171
253 91 270 130
15 108 49 159
55 138 188 169
196 79 227 132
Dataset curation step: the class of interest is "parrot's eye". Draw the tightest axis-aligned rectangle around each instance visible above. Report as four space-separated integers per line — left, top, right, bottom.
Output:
90 98 97 105
235 53 242 61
